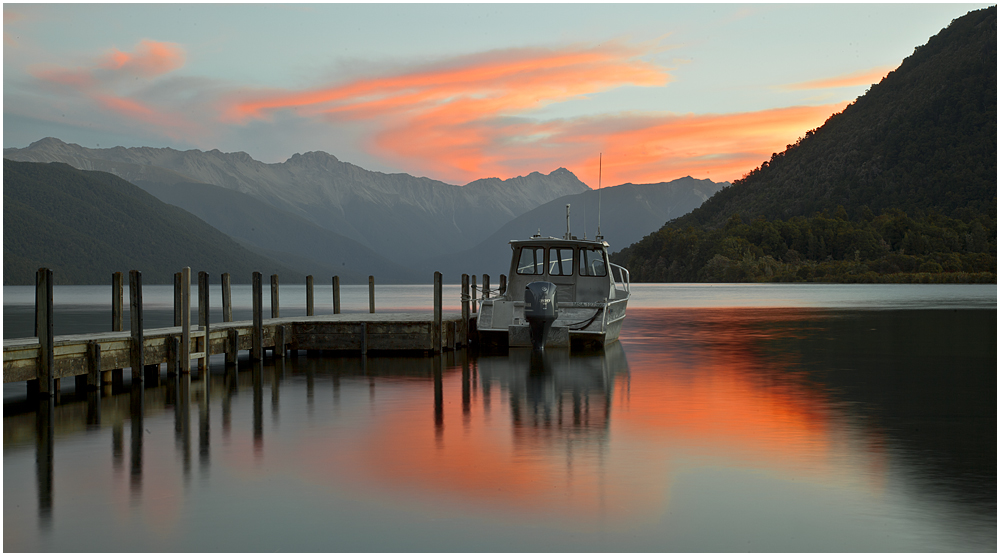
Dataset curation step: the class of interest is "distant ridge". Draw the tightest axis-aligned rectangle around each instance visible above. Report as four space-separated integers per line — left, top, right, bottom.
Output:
4 139 591 264
423 177 726 278
3 160 302 285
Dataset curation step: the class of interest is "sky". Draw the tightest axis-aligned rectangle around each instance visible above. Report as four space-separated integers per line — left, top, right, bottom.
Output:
3 3 991 187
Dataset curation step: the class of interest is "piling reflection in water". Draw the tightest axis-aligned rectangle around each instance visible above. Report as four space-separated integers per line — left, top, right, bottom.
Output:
34 397 54 531
2 306 995 552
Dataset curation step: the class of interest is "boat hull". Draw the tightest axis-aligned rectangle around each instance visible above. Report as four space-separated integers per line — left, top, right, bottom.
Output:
475 295 628 351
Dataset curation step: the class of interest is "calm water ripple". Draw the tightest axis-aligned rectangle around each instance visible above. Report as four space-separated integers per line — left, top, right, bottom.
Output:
3 284 996 551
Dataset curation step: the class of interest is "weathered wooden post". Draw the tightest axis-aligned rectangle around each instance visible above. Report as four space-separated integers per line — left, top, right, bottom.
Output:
113 271 125 331
270 274 280 318
86 340 102 390
173 272 182 326
306 275 315 317
129 270 144 384
368 275 375 313
109 271 125 385
167 336 180 376
221 273 233 323
252 272 263 361
275 325 287 358
461 274 470 346
332 276 341 314
35 268 55 397
226 329 238 366
433 272 443 354
198 271 210 373
471 275 478 313
499 274 507 296
483 274 491 300
181 267 192 373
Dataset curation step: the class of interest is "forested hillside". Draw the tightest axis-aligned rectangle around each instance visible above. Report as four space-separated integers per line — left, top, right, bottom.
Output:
614 7 996 283
4 160 301 284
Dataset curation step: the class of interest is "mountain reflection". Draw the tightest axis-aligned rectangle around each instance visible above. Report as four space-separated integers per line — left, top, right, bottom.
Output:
3 307 994 551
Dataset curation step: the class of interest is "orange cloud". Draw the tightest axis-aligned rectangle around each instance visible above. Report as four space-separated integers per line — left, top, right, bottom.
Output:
30 39 199 140
101 39 185 77
223 43 668 124
782 66 892 91
221 41 848 185
374 102 849 186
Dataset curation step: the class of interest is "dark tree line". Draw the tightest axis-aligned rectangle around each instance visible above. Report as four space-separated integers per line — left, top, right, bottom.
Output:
613 206 996 283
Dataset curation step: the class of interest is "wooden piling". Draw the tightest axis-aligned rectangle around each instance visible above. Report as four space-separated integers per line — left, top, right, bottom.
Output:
110 271 124 332
108 271 124 385
433 272 443 354
369 275 375 313
499 274 507 296
198 271 210 373
275 325 287 358
181 267 191 373
332 276 341 314
86 340 101 390
173 272 182 326
129 270 144 383
471 275 478 313
252 272 263 361
226 329 238 366
306 275 315 317
461 274 470 344
221 273 233 322
483 274 491 300
167 336 180 376
36 268 54 396
270 274 280 318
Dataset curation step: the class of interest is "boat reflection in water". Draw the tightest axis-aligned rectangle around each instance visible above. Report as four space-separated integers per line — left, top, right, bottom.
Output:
480 343 627 439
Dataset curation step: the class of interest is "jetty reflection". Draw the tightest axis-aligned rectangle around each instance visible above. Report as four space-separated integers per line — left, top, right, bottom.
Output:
480 345 628 434
12 345 632 530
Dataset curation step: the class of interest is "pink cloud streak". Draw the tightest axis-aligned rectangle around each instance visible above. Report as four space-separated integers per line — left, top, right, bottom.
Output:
29 39 199 140
782 66 892 91
221 42 850 184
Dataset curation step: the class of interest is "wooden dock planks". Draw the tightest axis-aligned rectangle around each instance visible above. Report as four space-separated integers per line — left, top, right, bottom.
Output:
3 313 467 385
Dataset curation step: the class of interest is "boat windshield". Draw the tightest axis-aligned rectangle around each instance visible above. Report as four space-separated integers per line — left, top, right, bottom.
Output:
516 247 544 275
579 247 607 276
548 248 574 276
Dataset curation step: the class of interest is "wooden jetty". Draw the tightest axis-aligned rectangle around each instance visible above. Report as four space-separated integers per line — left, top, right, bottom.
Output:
4 268 496 396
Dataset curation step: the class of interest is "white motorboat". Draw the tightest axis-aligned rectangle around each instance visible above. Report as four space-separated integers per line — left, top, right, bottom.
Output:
475 206 630 350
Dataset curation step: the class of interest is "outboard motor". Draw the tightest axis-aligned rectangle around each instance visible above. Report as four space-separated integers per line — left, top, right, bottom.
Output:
524 281 558 351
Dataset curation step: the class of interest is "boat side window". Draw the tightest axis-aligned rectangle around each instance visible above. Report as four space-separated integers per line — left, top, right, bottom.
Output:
579 247 607 276
516 247 544 275
548 248 574 276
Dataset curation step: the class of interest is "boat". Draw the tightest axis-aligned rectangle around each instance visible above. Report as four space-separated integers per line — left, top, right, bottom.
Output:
475 205 630 351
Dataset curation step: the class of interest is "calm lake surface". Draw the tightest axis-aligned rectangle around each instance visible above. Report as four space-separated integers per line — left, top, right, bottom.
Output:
3 284 996 551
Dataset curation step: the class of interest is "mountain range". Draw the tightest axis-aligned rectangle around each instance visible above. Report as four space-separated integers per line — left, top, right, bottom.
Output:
4 139 727 284
4 160 302 285
424 177 724 279
4 139 590 264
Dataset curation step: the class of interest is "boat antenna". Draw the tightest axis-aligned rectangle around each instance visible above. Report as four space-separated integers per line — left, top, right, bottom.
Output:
596 153 604 241
564 204 572 239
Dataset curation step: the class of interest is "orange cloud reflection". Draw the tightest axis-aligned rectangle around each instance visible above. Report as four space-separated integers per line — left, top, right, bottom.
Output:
291 308 886 522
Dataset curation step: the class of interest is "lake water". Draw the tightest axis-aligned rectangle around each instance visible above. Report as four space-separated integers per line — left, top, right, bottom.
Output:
3 284 996 551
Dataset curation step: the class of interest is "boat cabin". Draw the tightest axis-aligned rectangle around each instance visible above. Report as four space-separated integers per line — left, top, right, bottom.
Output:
504 236 626 304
